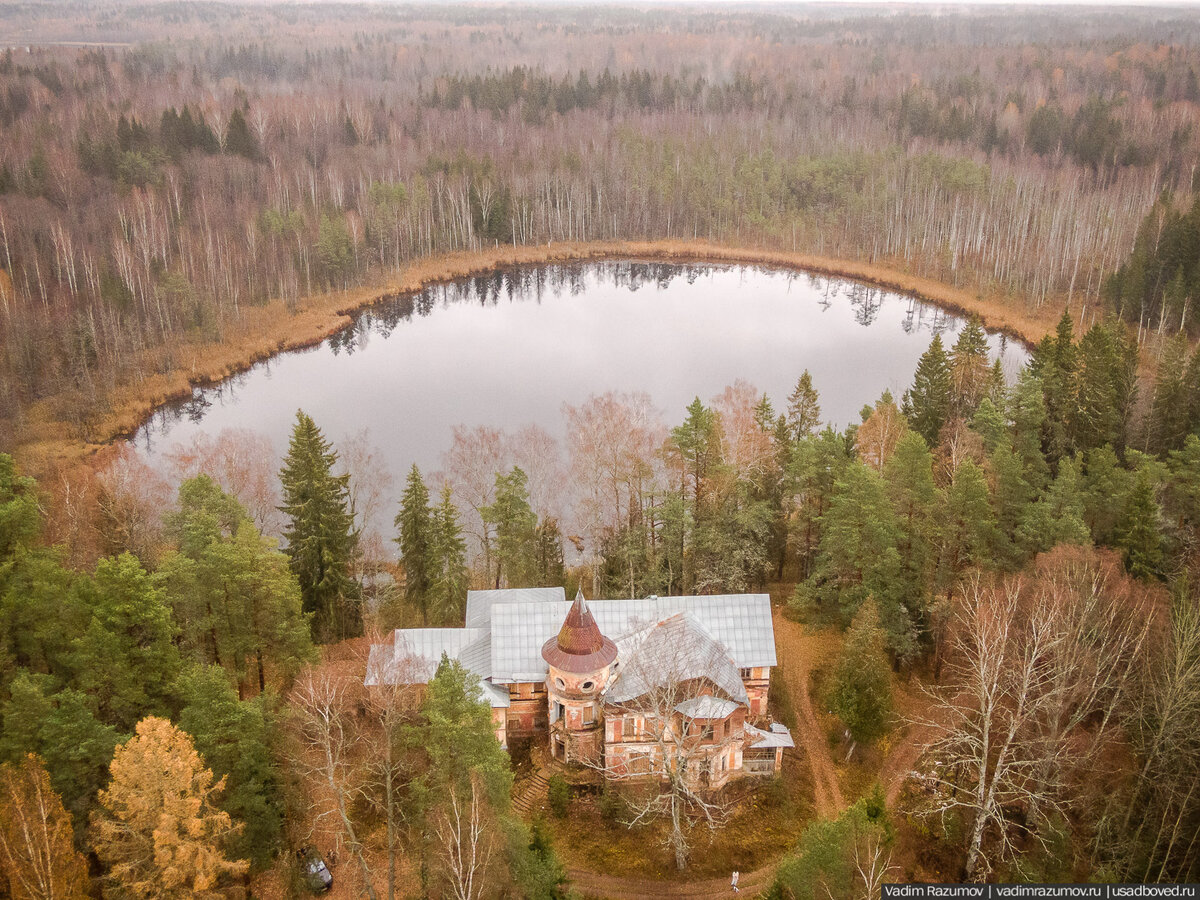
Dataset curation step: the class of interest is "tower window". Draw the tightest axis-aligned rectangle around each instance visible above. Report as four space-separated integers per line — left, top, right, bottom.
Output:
554 677 566 690
581 680 595 692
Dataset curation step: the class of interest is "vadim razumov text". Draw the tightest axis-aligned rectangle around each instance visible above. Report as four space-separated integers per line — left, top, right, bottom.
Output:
883 885 1200 900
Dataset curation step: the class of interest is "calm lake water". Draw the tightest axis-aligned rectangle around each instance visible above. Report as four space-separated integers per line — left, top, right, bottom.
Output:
134 261 1027 503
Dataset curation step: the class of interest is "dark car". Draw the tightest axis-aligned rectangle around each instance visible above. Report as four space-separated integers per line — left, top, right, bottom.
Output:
297 848 333 894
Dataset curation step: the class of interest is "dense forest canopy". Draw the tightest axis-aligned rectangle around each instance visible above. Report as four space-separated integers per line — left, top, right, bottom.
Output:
3 2 1200 444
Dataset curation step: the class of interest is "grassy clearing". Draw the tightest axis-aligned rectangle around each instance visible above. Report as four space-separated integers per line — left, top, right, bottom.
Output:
10 239 1069 482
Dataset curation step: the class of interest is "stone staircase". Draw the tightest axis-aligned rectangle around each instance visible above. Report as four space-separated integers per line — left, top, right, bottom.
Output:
512 769 552 817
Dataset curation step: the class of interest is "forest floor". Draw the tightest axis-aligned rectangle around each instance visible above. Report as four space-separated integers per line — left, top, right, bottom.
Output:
9 239 1072 481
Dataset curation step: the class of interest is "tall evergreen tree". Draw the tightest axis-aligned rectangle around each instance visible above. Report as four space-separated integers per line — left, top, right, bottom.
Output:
1149 334 1192 455
1115 468 1164 579
481 468 539 589
177 666 284 870
1021 457 1092 553
223 107 259 160
396 465 433 623
904 334 953 446
428 485 469 626
829 599 893 744
786 371 822 440
949 317 991 417
278 411 361 643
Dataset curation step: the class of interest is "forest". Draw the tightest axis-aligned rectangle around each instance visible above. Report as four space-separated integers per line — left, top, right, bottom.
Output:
2 303 1200 893
2 1 1200 897
4 2 1200 450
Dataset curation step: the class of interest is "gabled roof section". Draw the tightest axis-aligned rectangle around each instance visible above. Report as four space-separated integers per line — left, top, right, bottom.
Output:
364 627 508 708
604 612 748 707
465 586 566 628
490 594 775 683
746 722 795 749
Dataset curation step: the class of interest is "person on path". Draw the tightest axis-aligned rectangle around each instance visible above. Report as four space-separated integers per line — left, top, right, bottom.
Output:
731 870 740 893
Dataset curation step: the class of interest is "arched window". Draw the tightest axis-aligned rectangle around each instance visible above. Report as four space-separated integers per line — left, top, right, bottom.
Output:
554 676 566 690
581 680 595 692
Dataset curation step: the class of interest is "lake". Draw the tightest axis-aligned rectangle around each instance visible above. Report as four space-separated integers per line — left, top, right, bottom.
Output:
133 261 1027 525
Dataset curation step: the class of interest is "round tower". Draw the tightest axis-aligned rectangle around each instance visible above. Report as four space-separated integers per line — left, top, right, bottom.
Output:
541 590 617 765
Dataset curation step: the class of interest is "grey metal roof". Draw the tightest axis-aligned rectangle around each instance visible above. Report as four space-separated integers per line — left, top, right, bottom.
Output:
605 613 748 707
746 722 795 750
489 594 775 683
465 587 566 627
364 627 509 708
674 696 743 720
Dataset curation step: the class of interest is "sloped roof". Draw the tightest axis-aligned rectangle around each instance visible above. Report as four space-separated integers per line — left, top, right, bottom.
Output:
542 591 618 673
364 627 508 708
490 594 775 683
746 722 795 749
465 587 565 627
605 612 749 707
675 696 743 720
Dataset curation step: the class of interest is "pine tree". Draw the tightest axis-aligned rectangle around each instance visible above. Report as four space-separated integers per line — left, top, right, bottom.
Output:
428 485 469 626
160 476 314 694
278 411 361 642
786 371 822 440
0 754 89 900
1072 323 1121 452
969 397 1007 452
71 554 181 733
177 666 284 870
904 334 952 446
1021 457 1092 554
91 717 248 898
829 600 893 744
396 465 433 623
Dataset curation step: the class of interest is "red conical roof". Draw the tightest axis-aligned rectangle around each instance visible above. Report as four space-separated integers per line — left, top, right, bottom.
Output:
542 590 618 673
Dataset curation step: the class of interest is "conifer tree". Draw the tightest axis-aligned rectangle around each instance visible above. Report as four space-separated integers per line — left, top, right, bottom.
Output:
904 334 952 446
937 458 999 591
481 468 539 589
1021 457 1092 554
223 107 259 160
949 317 991 417
829 600 893 744
91 717 248 898
429 485 469 625
786 371 822 440
1115 468 1164 579
177 666 284 869
1149 334 1192 455
396 465 433 623
279 411 361 643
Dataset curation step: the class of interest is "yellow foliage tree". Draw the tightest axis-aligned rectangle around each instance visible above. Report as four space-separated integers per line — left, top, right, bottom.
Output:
91 717 248 899
0 754 89 900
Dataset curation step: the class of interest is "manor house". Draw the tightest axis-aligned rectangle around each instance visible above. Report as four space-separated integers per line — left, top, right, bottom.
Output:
365 587 793 789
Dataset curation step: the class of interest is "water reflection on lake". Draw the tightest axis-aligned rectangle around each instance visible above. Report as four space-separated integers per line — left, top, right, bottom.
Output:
135 261 1027 493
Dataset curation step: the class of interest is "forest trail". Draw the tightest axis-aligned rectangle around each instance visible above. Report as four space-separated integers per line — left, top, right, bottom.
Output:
771 609 845 818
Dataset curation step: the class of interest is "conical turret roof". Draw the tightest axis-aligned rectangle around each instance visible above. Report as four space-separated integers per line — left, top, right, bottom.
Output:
542 590 618 673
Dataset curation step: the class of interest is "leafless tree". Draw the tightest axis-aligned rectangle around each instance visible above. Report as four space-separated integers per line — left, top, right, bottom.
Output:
289 667 379 900
434 774 495 900
586 617 739 870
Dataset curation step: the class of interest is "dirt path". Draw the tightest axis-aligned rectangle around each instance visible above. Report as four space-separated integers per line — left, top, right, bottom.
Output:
771 609 845 818
567 865 775 899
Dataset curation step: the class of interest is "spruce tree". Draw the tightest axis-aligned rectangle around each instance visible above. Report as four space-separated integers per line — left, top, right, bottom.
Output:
950 317 991 417
224 107 260 160
1115 468 1164 579
829 599 893 744
396 465 433 623
278 411 360 643
428 485 469 625
1149 334 1192 455
481 467 539 589
786 370 822 440
904 334 952 446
